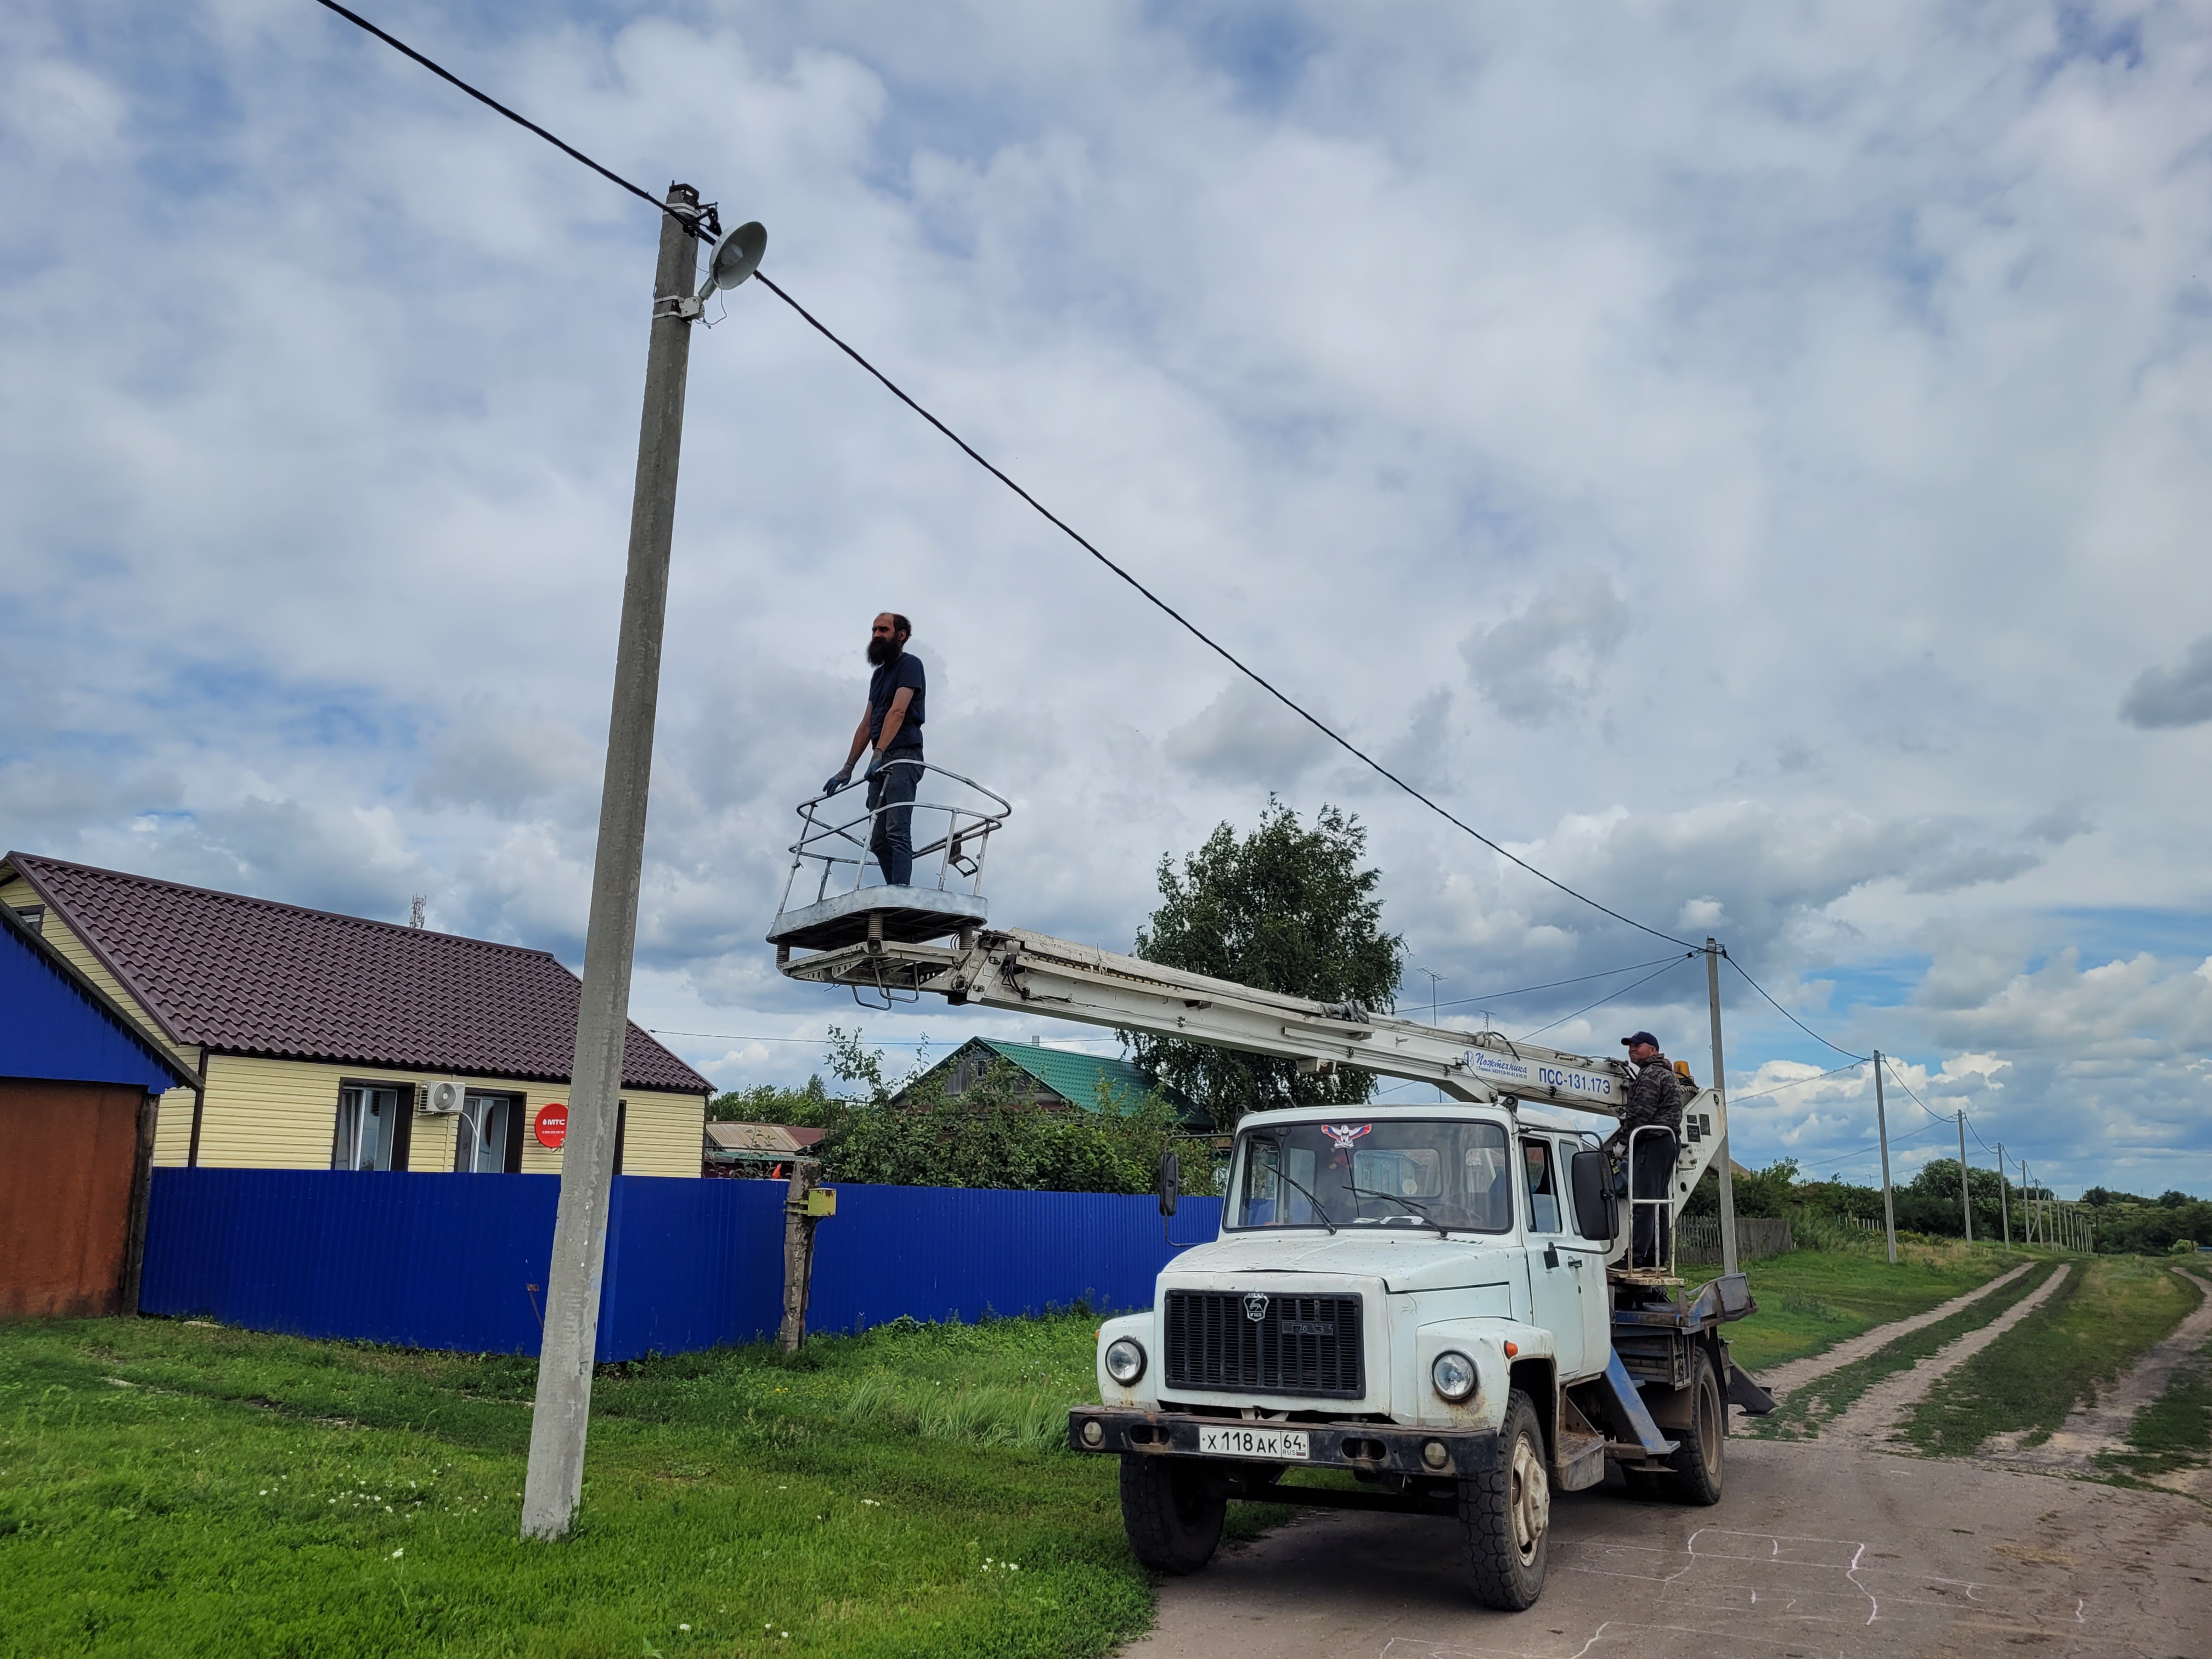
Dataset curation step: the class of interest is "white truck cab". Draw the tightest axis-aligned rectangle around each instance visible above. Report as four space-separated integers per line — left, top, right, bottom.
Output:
1068 1102 1769 1610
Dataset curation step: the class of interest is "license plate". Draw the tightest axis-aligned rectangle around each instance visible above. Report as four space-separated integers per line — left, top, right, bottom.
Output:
1198 1425 1310 1460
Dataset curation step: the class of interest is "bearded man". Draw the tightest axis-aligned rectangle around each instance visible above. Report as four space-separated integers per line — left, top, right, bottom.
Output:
825 612 927 887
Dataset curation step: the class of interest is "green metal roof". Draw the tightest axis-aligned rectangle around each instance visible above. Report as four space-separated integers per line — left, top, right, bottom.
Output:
906 1037 1205 1124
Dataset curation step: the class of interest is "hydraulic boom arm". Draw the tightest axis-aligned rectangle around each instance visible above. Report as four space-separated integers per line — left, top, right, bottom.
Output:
777 926 1731 1226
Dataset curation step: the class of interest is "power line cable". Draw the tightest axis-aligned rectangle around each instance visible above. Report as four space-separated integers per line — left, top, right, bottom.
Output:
1724 1059 1867 1105
1722 954 1868 1061
1519 953 1695 1042
1429 955 1688 1011
309 0 701 236
751 270 1699 950
1879 1053 1953 1124
302 3 1702 952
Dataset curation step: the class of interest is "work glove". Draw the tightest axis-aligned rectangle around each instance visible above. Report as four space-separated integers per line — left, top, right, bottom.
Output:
822 772 851 797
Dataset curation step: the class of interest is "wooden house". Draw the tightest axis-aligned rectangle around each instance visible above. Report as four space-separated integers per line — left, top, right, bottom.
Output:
0 853 710 1178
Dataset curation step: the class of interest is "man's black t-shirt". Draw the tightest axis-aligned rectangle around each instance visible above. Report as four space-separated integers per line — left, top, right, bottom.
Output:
868 651 926 749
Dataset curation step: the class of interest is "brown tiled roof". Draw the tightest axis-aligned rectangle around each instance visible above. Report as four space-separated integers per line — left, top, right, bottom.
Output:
4 853 710 1093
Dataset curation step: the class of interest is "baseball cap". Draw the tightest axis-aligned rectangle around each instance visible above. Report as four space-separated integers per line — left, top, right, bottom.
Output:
1620 1031 1659 1048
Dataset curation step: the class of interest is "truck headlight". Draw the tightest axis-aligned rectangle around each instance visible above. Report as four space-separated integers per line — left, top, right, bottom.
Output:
1104 1338 1147 1385
1431 1350 1477 1402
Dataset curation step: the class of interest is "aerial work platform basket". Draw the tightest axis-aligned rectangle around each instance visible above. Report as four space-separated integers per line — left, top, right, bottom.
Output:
766 761 1011 1003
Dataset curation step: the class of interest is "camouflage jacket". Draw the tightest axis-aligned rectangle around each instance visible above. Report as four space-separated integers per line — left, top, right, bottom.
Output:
1621 1055 1684 1136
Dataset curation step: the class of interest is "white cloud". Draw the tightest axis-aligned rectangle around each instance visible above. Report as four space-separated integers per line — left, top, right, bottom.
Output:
3 1 2210 1190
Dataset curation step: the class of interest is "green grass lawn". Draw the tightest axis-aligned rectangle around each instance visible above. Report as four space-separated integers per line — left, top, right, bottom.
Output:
0 1310 1277 1659
1900 1256 2206 1456
1724 1238 2020 1375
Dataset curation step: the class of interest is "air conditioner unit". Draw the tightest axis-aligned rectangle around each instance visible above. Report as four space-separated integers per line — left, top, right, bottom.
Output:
422 1079 469 1116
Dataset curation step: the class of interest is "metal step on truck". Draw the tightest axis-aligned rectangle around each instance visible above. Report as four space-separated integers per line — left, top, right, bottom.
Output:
766 774 1775 1610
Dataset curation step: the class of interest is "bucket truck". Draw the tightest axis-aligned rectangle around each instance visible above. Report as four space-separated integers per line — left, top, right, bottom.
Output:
767 772 1773 1610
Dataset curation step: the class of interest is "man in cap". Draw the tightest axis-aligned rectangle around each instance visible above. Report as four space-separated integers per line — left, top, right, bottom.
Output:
825 612 927 887
1618 1031 1684 1269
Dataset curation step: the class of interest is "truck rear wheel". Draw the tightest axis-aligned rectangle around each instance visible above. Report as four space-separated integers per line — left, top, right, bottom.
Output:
1118 1454 1226 1575
1661 1347 1725 1505
1460 1387 1549 1610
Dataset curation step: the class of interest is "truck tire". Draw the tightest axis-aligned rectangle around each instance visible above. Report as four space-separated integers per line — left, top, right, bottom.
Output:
1118 1454 1226 1575
1660 1347 1725 1505
1460 1388 1549 1610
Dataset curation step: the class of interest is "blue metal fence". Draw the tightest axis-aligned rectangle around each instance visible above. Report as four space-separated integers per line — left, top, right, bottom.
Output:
139 1168 1223 1361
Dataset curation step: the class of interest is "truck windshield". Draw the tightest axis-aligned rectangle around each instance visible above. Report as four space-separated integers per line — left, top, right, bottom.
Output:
1231 1119 1514 1234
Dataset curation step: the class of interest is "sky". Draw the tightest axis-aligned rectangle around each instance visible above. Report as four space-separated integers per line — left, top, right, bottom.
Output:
4 0 2210 1199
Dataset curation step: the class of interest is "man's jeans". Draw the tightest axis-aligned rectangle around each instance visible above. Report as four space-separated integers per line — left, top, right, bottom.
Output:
867 751 921 887
1630 1128 1678 1269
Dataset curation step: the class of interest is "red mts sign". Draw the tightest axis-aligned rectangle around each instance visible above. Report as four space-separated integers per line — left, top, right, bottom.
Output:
534 1103 568 1149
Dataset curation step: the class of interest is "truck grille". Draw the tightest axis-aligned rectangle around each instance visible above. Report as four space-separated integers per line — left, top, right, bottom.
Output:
1162 1291 1365 1399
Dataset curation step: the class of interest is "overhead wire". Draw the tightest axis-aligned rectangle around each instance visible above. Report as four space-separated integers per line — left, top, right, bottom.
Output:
1724 1058 1867 1105
1427 954 1688 1011
304 0 2033 1173
1721 953 1868 1061
306 0 1697 955
1518 953 1696 1042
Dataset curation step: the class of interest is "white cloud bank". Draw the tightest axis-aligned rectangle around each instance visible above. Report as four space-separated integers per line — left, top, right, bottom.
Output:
3 1 2210 1190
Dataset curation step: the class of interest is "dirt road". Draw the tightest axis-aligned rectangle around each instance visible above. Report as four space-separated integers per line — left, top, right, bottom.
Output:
1125 1438 2212 1658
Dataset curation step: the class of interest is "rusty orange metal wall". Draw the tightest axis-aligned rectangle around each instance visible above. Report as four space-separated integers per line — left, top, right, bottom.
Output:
0 1079 145 1317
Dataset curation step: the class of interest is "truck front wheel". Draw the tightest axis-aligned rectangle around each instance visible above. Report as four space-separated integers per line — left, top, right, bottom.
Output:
1118 1454 1227 1575
1461 1387 1549 1610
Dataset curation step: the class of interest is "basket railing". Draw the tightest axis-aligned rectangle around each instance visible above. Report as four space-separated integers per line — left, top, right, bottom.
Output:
776 759 1013 916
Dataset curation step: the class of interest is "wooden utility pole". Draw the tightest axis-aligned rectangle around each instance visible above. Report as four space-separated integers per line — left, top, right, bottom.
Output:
522 184 706 1542
1705 940 1739 1276
1956 1111 1973 1243
1872 1051 1898 1265
1995 1142 2010 1251
780 1158 827 1352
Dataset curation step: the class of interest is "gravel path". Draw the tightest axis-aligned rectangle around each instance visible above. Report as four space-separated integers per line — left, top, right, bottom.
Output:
1981 1267 2212 1473
1756 1260 2035 1401
1822 1261 2071 1443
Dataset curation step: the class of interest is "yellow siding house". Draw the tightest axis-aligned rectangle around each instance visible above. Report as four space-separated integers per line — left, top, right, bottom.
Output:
0 853 710 1178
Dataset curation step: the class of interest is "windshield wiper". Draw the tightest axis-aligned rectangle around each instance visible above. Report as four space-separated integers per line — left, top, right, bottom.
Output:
1268 1166 1338 1233
1347 1184 1454 1238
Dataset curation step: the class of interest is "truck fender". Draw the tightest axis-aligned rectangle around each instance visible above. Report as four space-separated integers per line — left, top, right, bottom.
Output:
1095 1312 1159 1409
1414 1319 1551 1434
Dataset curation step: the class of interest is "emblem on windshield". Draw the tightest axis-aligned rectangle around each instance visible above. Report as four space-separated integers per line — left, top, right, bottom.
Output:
1324 1123 1372 1151
1243 1293 1269 1322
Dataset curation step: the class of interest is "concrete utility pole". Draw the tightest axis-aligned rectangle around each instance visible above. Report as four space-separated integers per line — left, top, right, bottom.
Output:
522 184 707 1542
1705 940 1739 1276
1956 1111 1973 1243
1872 1051 1898 1266
1996 1142 2010 1251
1418 969 1445 1102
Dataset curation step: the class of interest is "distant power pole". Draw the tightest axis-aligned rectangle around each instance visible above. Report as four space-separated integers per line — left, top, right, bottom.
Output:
1872 1051 1898 1266
1705 940 1739 1276
1955 1111 1973 1243
1417 968 1445 1102
521 183 723 1542
1995 1142 2010 1252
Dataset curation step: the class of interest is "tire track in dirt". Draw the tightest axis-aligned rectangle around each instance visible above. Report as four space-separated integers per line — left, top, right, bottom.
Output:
1980 1268 2212 1475
1754 1261 2035 1401
1821 1262 2072 1443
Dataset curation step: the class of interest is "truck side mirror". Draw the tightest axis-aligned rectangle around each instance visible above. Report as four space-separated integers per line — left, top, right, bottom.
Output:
1158 1149 1181 1217
1571 1149 1617 1243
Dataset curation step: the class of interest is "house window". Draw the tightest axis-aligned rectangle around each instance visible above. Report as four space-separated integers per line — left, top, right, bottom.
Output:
10 904 43 936
455 1092 522 1173
334 1084 406 1171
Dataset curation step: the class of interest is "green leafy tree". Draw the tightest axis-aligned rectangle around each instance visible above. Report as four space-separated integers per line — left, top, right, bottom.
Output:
806 1030 1184 1195
1126 799 1403 1131
708 1076 834 1125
